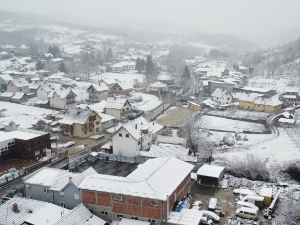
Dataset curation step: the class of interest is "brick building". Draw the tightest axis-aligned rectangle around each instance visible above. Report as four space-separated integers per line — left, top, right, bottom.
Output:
78 157 194 224
0 128 51 162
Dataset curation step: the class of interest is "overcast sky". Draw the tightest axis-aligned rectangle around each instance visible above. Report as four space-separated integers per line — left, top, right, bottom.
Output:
1 0 300 43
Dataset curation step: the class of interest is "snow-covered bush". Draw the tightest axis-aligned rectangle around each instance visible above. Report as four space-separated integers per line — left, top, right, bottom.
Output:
225 154 270 181
286 161 300 182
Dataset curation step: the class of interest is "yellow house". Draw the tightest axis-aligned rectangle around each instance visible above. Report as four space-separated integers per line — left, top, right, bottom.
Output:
60 107 102 138
105 97 131 119
238 93 282 113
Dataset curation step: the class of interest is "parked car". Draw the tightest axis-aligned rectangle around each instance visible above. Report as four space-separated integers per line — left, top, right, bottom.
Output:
237 201 259 211
236 207 258 220
65 141 76 147
50 121 60 126
208 198 218 210
51 127 61 133
191 200 202 210
242 195 264 208
200 216 213 225
50 136 59 141
202 210 221 223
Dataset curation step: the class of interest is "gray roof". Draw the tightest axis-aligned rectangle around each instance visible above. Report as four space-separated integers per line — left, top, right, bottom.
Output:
211 88 231 98
60 107 94 125
106 97 130 109
87 83 109 92
48 89 76 99
10 78 28 88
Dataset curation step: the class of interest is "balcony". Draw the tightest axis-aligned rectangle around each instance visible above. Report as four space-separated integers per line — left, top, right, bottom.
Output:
66 100 76 104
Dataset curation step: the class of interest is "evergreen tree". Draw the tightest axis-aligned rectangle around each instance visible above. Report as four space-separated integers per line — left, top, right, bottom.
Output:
36 61 44 70
105 48 113 62
140 59 145 72
59 62 67 73
135 57 141 72
145 55 155 75
48 45 61 58
182 65 190 78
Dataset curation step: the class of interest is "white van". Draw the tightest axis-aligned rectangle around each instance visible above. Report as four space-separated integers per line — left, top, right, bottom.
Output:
236 207 258 220
242 195 264 208
234 189 258 200
237 201 259 211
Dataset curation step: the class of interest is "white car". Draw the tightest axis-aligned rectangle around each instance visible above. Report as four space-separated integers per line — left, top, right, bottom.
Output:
208 198 218 211
65 141 76 147
200 216 213 225
202 210 221 223
50 136 59 141
191 200 202 210
51 127 61 133
50 121 60 126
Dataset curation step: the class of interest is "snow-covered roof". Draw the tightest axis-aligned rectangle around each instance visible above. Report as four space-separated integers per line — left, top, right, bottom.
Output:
260 187 272 197
157 135 187 146
0 92 15 97
285 87 299 93
138 144 197 163
150 82 167 88
207 71 222 77
99 112 115 123
78 157 194 201
106 97 129 109
40 82 60 93
253 94 282 107
114 82 132 90
100 78 116 85
0 197 48 225
48 89 76 99
283 95 297 99
44 53 53 57
53 203 107 225
11 92 25 99
239 86 270 93
197 164 225 178
157 74 174 81
29 80 43 90
211 88 231 98
168 208 203 225
0 74 13 81
0 130 47 143
10 78 28 87
87 83 109 92
50 58 64 63
188 101 201 107
238 93 258 102
48 74 64 79
119 218 150 225
60 107 94 125
278 118 295 123
2 114 51 129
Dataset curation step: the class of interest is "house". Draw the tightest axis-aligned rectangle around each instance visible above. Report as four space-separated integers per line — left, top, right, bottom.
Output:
233 86 276 98
0 74 13 90
11 58 31 70
50 58 64 63
7 78 29 94
111 61 136 72
187 101 202 111
111 62 124 72
196 164 225 187
110 82 132 95
0 128 51 162
157 74 175 85
87 83 109 102
100 78 117 88
60 107 102 137
211 88 233 105
147 82 168 93
37 82 60 101
2 114 52 131
112 116 163 157
238 93 282 112
43 53 54 60
282 87 299 104
11 92 27 103
29 80 43 93
47 73 65 83
207 71 223 81
0 197 107 225
23 167 97 209
0 92 15 102
48 89 77 109
78 157 193 224
105 97 131 119
208 80 236 94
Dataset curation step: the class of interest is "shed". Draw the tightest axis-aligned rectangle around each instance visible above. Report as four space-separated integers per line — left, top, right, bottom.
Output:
196 164 225 187
260 187 272 205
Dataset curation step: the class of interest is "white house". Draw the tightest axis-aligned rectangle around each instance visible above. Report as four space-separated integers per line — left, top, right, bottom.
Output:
37 82 60 101
48 89 77 109
211 88 233 105
112 116 163 157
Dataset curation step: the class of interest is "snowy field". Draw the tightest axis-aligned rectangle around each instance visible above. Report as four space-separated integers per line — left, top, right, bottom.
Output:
0 101 57 122
248 76 292 93
130 92 162 111
198 115 267 133
213 127 300 167
90 72 144 86
208 109 271 120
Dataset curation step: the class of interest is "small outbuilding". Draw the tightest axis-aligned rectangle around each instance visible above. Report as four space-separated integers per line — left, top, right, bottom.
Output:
260 187 272 206
196 164 225 187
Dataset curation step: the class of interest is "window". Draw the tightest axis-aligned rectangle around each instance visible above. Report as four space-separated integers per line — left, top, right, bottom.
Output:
35 150 40 156
11 84 13 87
101 211 108 215
43 139 48 144
132 217 138 220
43 148 46 153
114 195 122 201
149 134 150 137
126 134 129 138
35 142 40 147
44 188 49 194
119 88 122 90
148 143 150 146
84 131 87 134
114 88 116 90
119 133 122 137
127 108 129 111
227 97 230 100
28 145 31 151
19 89 22 91
96 128 100 133
117 214 123 218
74 194 79 199
151 201 158 206
89 129 92 132
26 185 30 189
138 141 141 145
96 121 100 125
122 109 125 112
60 192 64 197
60 202 65 208
148 219 155 223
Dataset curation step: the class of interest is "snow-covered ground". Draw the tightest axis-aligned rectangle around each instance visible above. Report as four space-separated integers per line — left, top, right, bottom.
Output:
248 76 291 93
187 42 217 52
0 101 57 122
213 127 300 167
198 115 267 133
130 92 162 112
90 72 144 86
208 109 270 120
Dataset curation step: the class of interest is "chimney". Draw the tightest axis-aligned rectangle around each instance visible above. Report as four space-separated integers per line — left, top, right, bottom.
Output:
135 124 137 129
13 203 19 212
153 122 154 125
69 177 72 182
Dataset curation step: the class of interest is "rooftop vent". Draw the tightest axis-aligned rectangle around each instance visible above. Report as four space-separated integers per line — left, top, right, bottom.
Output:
13 203 19 213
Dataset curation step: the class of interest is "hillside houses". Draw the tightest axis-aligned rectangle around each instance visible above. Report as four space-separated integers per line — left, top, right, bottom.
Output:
105 97 132 119
6 78 29 94
211 88 233 105
86 83 109 102
37 82 60 100
111 61 136 72
112 116 163 157
110 82 132 95
48 89 77 109
60 107 102 137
